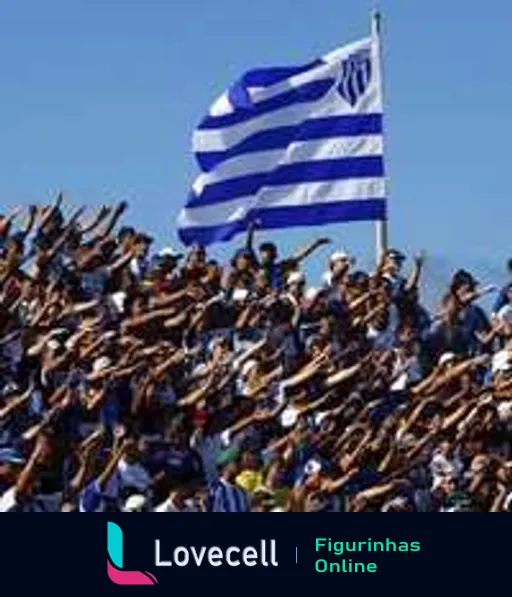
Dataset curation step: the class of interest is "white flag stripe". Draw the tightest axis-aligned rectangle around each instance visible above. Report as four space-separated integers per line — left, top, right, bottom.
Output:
192 135 383 195
180 178 385 228
193 83 381 154
208 92 235 117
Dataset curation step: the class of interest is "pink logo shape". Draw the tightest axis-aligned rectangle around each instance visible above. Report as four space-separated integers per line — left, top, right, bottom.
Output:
107 522 157 586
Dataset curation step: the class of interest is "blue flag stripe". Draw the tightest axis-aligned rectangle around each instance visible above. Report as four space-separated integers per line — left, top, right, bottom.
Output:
187 156 384 208
196 114 383 172
235 59 324 88
199 78 335 130
179 198 386 245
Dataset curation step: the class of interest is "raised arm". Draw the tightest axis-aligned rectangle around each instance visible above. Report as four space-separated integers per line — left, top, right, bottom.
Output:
96 440 129 491
16 435 48 496
292 237 330 264
178 374 215 407
324 363 362 389
245 219 259 254
17 205 38 240
322 467 359 494
37 193 64 231
88 202 128 243
42 206 85 266
105 248 135 276
79 206 111 236
405 251 425 293
0 384 33 420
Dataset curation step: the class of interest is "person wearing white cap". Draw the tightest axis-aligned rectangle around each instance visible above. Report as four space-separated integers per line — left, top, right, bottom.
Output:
319 250 353 294
329 250 354 279
158 247 183 261
282 270 307 330
438 352 457 368
285 271 306 307
123 493 148 512
153 247 183 277
379 248 413 302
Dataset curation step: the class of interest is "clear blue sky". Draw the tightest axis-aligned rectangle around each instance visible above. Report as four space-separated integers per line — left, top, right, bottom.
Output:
1 0 511 304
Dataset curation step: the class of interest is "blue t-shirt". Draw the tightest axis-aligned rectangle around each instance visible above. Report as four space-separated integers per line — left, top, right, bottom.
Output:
79 480 103 512
493 283 512 313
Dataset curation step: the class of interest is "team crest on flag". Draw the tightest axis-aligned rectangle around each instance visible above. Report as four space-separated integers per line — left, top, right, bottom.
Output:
337 48 372 107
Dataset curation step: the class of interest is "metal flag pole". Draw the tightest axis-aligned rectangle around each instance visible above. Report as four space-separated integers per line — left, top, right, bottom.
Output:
371 9 388 265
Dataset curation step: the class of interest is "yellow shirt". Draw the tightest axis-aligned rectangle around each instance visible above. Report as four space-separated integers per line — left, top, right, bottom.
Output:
235 470 264 493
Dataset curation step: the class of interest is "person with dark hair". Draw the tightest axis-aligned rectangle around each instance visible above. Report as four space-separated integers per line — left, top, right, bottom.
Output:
2 202 512 513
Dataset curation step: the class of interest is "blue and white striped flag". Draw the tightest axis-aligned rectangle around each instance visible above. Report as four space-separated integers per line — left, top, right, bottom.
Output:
178 34 386 246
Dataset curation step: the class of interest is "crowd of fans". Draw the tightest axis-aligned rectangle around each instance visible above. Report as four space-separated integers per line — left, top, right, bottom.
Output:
1 199 512 513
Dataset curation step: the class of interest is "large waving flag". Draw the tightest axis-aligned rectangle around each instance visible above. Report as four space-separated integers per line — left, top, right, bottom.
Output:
178 32 386 246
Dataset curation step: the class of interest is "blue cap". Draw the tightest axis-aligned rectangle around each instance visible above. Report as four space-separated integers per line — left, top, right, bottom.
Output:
0 448 25 465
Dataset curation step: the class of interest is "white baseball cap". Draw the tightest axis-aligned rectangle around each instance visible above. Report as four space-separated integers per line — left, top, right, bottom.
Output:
123 494 147 512
158 247 183 260
438 352 456 367
329 250 352 264
286 271 305 286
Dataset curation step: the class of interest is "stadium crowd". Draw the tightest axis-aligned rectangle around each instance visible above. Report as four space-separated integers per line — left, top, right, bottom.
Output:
1 199 512 513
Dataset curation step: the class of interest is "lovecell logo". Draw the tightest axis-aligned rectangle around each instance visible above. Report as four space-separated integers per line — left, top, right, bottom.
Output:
107 522 158 586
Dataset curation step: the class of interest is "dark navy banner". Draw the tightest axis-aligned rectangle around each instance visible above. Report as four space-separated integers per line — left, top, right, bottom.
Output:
1 515 507 595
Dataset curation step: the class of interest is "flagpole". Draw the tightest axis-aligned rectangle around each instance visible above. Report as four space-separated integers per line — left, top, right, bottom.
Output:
371 9 388 265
